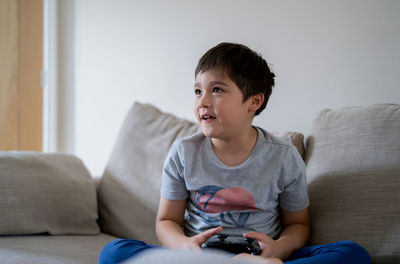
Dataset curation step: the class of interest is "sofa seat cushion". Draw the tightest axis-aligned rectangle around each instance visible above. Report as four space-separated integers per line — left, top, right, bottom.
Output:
127 248 254 264
304 104 400 264
0 233 117 264
0 152 99 235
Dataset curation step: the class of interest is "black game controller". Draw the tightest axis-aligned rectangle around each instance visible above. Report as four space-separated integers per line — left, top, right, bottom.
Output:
201 234 262 255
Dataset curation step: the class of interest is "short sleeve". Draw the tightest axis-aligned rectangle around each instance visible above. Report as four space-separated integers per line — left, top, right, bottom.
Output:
160 140 189 200
279 147 310 212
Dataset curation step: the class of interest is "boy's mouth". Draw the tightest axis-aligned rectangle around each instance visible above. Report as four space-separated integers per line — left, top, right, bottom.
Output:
201 114 216 121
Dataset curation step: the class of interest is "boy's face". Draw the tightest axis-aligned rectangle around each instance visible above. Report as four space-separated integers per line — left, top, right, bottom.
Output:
194 68 256 140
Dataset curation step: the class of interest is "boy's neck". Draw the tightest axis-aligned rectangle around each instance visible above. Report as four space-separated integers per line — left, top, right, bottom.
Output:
210 126 258 167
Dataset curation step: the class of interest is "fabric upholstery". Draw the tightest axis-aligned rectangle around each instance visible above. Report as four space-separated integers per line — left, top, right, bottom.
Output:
127 248 250 264
271 131 305 158
0 152 99 235
304 104 400 264
97 103 200 244
0 233 117 264
97 102 306 245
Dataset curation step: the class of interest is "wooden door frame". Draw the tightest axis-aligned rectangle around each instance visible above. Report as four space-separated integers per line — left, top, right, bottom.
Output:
0 0 59 152
0 0 44 151
18 0 44 151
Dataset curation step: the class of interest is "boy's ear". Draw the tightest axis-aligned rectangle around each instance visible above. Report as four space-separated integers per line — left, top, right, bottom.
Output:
248 93 264 113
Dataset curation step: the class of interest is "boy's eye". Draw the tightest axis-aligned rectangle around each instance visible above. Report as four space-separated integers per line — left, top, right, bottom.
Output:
213 87 222 93
194 89 201 95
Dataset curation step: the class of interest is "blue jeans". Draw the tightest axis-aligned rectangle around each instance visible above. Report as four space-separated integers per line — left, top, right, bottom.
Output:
99 239 371 264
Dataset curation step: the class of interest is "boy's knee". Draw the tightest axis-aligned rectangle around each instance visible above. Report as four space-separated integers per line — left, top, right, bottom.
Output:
99 239 128 264
336 241 371 264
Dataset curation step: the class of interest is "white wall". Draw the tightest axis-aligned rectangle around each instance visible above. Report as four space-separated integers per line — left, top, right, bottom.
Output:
57 0 400 176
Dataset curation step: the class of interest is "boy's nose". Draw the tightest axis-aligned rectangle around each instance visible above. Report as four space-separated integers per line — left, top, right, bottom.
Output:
199 94 211 107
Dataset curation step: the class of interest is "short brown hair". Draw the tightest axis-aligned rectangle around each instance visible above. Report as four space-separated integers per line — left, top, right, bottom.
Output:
195 42 275 115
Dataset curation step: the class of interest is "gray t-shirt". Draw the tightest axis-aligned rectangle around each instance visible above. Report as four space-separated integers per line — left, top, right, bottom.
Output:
160 127 309 239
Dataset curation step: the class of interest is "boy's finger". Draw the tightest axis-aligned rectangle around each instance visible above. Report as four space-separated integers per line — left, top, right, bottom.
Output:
243 231 267 242
207 226 223 236
200 226 223 240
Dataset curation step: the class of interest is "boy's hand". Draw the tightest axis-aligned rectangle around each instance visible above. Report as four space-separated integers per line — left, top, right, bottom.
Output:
185 226 223 251
243 231 282 259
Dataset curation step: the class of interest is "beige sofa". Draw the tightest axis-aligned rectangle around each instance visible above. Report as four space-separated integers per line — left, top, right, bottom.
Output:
0 102 399 264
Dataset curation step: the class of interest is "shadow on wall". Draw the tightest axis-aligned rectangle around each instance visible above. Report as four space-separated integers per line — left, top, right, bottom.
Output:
57 0 76 153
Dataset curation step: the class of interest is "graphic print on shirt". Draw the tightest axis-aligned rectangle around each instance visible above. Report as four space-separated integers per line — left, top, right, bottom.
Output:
193 185 257 227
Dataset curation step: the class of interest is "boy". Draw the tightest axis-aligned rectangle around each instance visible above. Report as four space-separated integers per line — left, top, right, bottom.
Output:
99 43 371 264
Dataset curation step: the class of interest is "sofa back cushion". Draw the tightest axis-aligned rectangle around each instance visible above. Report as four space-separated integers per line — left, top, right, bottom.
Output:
97 103 200 244
97 102 306 244
304 104 400 264
0 152 99 235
